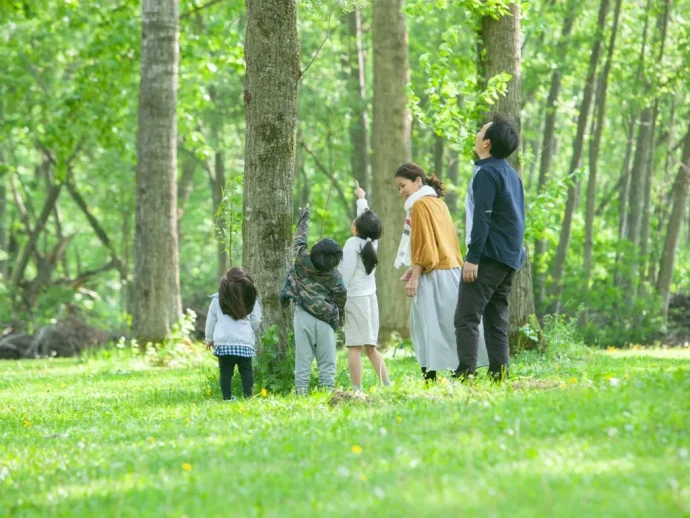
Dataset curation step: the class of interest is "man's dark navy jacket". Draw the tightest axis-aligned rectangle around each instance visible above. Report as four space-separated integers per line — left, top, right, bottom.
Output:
466 156 525 270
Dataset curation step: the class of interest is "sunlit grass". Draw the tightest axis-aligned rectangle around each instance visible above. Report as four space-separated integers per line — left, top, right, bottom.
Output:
1 347 689 516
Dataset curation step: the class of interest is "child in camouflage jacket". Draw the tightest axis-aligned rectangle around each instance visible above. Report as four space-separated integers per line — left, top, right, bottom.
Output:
280 205 347 394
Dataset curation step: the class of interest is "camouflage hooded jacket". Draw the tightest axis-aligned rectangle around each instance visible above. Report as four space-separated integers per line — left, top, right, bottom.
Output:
279 207 347 330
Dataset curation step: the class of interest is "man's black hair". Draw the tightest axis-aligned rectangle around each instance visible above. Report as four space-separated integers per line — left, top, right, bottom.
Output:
484 115 520 159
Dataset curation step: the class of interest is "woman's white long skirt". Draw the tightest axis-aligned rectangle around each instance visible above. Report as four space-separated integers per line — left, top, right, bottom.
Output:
410 268 489 371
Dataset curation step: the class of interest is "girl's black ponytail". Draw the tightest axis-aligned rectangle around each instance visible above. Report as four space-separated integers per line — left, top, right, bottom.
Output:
360 240 378 275
354 209 383 275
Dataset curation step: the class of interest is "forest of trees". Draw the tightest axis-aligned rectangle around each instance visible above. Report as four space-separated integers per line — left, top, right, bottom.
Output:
1 0 689 358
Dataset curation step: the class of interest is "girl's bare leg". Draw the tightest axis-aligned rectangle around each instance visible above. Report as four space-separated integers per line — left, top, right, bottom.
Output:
365 345 390 385
348 346 363 391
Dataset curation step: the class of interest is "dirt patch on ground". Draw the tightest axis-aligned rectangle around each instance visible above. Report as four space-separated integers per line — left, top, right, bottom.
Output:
328 389 370 407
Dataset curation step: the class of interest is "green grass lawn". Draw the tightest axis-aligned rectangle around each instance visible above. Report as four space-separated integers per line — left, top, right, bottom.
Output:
1 346 689 517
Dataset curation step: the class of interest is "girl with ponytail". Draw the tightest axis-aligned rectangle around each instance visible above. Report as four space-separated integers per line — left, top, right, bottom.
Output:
339 182 390 392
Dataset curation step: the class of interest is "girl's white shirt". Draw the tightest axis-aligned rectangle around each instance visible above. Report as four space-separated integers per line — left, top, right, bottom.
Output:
204 297 262 347
339 198 378 298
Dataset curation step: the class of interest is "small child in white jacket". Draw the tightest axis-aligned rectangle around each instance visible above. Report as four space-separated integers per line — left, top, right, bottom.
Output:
205 267 262 400
339 182 390 391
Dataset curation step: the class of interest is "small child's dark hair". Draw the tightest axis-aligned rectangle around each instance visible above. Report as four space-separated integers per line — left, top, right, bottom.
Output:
310 238 343 272
484 115 520 159
218 267 257 320
354 210 382 275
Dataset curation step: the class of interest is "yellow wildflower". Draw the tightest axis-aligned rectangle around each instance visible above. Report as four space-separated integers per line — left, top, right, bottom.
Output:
261 388 268 397
182 463 192 472
351 445 363 455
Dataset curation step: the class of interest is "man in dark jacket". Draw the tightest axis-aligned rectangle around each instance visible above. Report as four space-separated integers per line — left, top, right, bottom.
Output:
455 115 525 381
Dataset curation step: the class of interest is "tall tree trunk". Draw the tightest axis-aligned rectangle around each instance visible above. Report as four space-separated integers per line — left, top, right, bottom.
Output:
639 0 670 285
133 0 182 342
372 0 412 340
480 2 537 350
177 152 197 231
650 98 676 285
446 154 460 216
583 0 623 287
242 0 299 348
548 0 610 313
212 151 227 279
527 138 539 188
657 125 690 319
345 8 370 197
624 0 655 250
0 167 7 282
532 2 577 310
433 134 444 178
617 113 638 239
121 202 132 323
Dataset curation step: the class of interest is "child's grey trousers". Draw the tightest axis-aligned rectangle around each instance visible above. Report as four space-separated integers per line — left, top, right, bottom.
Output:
294 305 337 394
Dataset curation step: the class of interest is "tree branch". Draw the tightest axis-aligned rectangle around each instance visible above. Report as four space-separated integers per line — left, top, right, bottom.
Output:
180 0 229 19
9 175 32 235
301 1 338 80
10 183 63 289
300 141 352 218
55 259 120 288
66 180 120 264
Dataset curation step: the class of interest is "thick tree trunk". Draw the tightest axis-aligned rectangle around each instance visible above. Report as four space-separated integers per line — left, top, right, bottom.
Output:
583 0 622 287
372 0 412 340
480 3 537 350
242 0 299 349
657 125 690 319
532 2 576 309
549 0 610 313
133 0 182 342
345 9 370 197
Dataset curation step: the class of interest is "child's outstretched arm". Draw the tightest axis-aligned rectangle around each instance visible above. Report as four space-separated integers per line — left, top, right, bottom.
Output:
355 181 369 216
293 205 311 257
